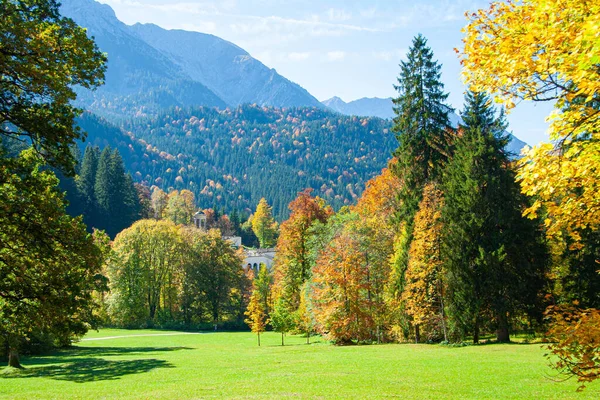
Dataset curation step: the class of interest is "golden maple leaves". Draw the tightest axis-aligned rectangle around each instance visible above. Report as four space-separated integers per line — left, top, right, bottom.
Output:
461 0 600 247
460 0 600 388
460 0 600 245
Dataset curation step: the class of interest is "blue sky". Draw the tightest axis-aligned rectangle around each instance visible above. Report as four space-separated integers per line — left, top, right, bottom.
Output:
98 0 554 145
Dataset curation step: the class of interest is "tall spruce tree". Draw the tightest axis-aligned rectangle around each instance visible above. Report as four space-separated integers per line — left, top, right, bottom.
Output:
76 145 99 219
441 91 548 343
389 34 453 300
94 146 113 227
123 174 141 225
93 147 138 236
392 34 453 219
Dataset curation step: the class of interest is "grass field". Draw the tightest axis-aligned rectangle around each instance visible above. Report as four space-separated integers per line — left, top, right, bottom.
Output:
1 329 598 399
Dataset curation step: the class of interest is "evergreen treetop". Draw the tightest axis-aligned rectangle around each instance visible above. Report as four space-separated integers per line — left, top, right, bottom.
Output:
392 34 453 193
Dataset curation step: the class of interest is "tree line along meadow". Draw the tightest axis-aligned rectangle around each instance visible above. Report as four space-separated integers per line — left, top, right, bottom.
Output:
1 0 599 391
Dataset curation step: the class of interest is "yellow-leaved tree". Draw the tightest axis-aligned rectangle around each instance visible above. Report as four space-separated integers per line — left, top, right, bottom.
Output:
402 183 446 343
251 198 278 248
244 264 271 346
460 0 600 388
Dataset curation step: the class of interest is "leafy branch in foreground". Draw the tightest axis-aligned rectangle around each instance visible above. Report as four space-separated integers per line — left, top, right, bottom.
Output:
544 305 600 391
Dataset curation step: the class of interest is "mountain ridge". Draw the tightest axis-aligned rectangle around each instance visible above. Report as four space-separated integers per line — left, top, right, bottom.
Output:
60 0 323 117
60 0 227 118
130 23 323 109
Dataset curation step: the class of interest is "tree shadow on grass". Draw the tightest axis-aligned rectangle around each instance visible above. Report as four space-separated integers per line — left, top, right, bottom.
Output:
2 358 174 382
70 346 192 359
1 346 191 383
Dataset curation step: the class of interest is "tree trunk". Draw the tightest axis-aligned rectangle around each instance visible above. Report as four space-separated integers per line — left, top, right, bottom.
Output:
496 312 510 343
415 324 420 344
281 332 284 346
257 332 261 347
212 305 219 329
149 302 156 320
473 317 480 344
8 347 21 369
306 331 310 344
439 284 448 342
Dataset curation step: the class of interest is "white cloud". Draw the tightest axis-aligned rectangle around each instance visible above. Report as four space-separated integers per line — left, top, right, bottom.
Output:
181 21 217 33
327 51 346 62
103 0 379 34
359 7 378 19
288 52 311 62
101 0 236 14
253 50 273 66
327 8 352 22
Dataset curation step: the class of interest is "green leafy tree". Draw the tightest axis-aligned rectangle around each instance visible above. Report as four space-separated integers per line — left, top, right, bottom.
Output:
296 283 316 344
255 263 273 318
107 219 183 327
151 187 168 220
0 0 106 173
270 297 295 346
0 150 107 367
180 227 244 326
164 190 196 225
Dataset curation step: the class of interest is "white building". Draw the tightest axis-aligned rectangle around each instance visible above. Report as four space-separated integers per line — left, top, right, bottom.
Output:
244 248 276 275
193 210 276 271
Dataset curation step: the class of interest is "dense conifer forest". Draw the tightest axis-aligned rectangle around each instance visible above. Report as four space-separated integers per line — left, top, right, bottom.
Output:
75 105 397 219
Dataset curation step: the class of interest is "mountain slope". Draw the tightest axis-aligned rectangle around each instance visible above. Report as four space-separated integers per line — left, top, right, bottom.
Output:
130 23 323 108
60 0 323 117
60 0 227 117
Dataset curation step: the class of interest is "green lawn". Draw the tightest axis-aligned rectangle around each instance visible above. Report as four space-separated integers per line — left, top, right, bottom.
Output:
1 329 598 399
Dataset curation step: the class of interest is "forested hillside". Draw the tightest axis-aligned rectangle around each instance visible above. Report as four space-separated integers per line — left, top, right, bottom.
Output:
77 106 396 219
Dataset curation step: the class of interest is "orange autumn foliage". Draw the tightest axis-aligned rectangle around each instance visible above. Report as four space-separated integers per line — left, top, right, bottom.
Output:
312 166 401 343
353 161 401 219
272 189 332 308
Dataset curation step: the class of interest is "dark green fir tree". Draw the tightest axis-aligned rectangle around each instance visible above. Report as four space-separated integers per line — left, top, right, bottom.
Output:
93 147 139 236
441 90 548 343
94 146 113 227
76 145 100 219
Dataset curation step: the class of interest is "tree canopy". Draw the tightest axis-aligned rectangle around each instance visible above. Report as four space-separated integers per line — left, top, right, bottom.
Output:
0 149 107 367
460 0 600 247
251 198 278 248
0 0 106 173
